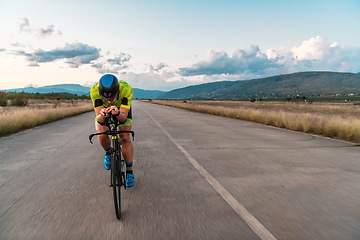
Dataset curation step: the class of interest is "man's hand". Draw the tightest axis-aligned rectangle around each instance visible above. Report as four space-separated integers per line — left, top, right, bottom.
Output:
100 106 119 117
108 106 120 116
100 108 110 118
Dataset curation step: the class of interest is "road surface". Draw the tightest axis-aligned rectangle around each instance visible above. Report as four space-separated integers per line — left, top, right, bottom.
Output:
1 100 360 239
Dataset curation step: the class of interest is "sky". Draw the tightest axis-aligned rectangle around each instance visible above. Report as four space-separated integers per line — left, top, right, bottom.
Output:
1 0 360 91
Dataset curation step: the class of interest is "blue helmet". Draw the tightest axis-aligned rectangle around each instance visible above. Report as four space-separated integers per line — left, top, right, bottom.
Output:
98 74 119 100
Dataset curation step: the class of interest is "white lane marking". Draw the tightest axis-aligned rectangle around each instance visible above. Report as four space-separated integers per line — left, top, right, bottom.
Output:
142 107 277 240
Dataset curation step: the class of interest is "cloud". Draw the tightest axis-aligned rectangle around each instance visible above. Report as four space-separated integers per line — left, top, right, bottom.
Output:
16 42 100 67
120 71 190 91
18 17 30 32
292 36 331 60
91 52 132 74
25 84 39 88
37 24 62 37
149 62 168 72
3 32 360 91
178 36 360 79
269 36 360 73
28 63 40 67
17 17 62 37
178 46 280 76
108 36 360 91
108 62 182 91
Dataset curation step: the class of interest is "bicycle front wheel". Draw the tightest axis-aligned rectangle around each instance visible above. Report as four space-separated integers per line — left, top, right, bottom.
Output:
111 153 122 220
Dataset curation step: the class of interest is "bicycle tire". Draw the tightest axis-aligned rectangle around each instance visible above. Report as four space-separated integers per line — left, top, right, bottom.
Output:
111 153 122 219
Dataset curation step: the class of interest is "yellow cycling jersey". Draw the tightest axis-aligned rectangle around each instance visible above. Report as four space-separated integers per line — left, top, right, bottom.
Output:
90 80 134 109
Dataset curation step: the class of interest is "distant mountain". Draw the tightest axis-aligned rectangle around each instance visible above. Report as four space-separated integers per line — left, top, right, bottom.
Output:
5 72 360 100
133 88 165 99
5 84 91 96
5 84 166 99
159 72 360 100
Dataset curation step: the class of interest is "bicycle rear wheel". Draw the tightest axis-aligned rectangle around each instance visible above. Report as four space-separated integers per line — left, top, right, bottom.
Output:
111 153 122 219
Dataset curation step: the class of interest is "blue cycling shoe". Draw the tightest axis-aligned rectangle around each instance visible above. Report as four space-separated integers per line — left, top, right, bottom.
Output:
126 173 135 187
104 154 111 170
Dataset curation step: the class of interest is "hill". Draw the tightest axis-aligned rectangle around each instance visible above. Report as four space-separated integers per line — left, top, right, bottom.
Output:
159 72 360 100
5 84 166 99
5 84 91 96
133 88 165 99
4 72 360 100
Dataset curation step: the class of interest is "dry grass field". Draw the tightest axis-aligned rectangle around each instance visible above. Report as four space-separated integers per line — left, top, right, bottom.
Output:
147 100 360 144
0 99 93 137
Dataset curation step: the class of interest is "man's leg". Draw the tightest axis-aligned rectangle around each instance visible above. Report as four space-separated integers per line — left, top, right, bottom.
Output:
119 125 134 169
119 125 134 187
95 122 111 169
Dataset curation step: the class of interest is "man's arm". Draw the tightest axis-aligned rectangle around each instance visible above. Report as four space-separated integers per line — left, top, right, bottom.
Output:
95 106 107 124
108 106 129 123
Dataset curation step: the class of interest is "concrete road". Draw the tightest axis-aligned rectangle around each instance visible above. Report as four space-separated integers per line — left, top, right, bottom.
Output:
1 100 360 240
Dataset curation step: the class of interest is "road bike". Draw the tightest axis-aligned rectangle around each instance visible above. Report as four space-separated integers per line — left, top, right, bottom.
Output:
89 113 134 220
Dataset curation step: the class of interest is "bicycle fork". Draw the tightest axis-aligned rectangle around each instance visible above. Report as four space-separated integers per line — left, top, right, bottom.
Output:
109 152 126 189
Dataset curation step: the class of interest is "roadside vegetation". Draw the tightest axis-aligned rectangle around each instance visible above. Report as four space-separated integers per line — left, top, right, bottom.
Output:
146 99 360 143
0 91 92 137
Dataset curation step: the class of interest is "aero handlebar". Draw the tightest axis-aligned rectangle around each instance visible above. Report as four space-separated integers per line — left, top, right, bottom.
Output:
89 112 134 144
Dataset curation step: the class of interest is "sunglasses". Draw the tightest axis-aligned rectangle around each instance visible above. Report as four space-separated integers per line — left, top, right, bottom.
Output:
102 94 118 102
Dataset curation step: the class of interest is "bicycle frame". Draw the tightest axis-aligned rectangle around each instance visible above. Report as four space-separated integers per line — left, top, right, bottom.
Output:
89 113 134 219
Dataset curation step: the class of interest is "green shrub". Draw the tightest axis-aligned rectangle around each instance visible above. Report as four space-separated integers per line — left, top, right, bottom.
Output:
0 91 7 106
11 92 28 106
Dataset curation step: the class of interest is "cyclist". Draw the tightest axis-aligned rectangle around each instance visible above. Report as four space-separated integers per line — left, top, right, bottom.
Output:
90 74 135 187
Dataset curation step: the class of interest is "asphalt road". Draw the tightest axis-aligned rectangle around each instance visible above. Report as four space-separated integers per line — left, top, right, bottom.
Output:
1 100 360 240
